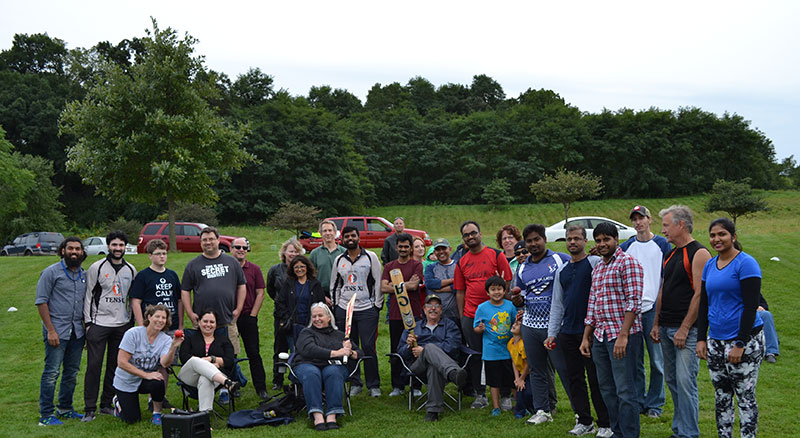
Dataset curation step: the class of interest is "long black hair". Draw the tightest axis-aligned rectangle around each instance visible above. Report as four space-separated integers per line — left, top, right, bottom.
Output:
709 218 742 251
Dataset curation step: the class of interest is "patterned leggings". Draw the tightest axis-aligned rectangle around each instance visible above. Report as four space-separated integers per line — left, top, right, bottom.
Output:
706 331 764 438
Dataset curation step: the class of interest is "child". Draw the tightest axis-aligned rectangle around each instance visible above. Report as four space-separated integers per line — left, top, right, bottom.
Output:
474 276 517 416
508 319 533 418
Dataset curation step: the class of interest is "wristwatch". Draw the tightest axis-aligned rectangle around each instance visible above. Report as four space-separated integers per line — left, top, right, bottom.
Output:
734 340 745 348
211 355 216 363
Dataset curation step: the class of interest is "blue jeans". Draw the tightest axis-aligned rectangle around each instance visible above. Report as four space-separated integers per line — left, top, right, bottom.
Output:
661 326 700 438
758 310 779 356
295 363 347 417
591 331 642 438
635 308 665 414
39 331 85 417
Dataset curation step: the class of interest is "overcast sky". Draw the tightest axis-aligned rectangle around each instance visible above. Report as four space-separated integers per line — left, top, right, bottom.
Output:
3 0 798 161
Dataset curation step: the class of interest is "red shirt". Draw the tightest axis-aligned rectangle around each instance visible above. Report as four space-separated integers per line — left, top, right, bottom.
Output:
241 260 266 315
453 246 513 318
382 259 424 321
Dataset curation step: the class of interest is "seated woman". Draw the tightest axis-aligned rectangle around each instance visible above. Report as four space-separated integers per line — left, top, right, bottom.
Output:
294 302 360 431
275 255 326 346
113 304 182 425
177 309 238 412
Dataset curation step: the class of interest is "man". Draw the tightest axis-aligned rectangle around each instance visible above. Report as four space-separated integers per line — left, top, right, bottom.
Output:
309 219 345 301
82 230 137 422
381 233 424 397
130 239 182 331
546 226 612 437
650 205 710 438
330 225 383 397
231 237 269 400
381 216 406 265
453 220 513 409
580 222 644 438
620 205 671 418
758 294 780 363
180 226 246 358
424 238 459 324
36 237 88 426
510 224 571 425
398 294 468 422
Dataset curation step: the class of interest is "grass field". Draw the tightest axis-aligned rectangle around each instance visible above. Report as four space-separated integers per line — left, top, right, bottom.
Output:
1 192 798 437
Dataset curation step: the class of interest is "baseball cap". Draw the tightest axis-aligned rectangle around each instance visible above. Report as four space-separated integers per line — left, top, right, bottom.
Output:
425 294 442 304
432 238 450 249
629 205 651 219
513 241 526 252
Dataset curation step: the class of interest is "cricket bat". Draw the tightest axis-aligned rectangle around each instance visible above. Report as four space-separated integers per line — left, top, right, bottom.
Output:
342 293 357 364
390 268 417 347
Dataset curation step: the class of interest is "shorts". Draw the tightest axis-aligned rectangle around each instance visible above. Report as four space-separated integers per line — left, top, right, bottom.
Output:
484 359 513 389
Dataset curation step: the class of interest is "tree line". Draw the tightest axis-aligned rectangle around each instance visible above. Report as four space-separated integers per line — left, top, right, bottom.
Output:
2 29 798 239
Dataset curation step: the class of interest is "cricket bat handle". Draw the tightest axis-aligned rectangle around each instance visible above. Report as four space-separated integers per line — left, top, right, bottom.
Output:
342 336 349 364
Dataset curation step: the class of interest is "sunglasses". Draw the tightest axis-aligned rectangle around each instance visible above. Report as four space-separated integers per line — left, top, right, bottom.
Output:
232 245 248 250
514 249 529 256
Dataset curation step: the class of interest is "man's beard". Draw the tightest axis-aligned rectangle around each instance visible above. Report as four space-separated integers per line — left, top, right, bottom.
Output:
64 254 82 268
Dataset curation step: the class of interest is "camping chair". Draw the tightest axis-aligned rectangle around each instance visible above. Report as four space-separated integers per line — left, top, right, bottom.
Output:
387 344 480 411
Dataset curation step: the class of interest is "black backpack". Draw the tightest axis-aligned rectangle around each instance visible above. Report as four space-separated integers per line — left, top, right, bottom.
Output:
257 391 306 417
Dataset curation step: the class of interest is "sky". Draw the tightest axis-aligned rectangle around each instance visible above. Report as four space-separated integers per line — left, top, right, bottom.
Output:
2 0 798 161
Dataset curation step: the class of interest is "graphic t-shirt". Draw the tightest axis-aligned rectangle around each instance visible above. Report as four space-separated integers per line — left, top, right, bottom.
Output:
130 267 181 330
515 250 569 328
113 326 171 392
454 247 513 318
702 252 763 340
473 299 516 360
181 253 246 325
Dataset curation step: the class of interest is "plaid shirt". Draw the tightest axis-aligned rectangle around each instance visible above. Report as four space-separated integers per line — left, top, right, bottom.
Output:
585 246 644 341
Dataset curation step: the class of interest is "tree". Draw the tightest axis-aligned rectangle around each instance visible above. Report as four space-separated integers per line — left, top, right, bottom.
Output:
530 168 603 224
481 178 514 207
59 19 252 251
307 85 362 118
265 202 322 238
705 179 769 224
231 67 273 106
0 126 36 238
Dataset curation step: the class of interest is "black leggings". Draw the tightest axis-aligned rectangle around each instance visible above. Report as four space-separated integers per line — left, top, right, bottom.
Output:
115 378 165 423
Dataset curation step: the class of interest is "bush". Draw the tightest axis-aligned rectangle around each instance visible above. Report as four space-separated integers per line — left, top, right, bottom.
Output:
482 178 514 208
265 202 322 238
107 217 143 242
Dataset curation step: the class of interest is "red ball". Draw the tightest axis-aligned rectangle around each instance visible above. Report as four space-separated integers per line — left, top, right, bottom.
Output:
174 329 184 338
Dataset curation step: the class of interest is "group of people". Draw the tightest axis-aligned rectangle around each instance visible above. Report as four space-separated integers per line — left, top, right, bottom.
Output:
35 209 778 437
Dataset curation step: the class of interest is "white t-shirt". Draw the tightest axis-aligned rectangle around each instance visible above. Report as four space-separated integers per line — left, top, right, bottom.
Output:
113 326 172 392
621 235 671 312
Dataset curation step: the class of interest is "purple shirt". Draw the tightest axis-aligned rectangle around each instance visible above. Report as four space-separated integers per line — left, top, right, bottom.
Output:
241 260 266 315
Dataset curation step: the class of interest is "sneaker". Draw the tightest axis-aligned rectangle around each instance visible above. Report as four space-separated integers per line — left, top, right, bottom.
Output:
646 409 661 418
470 395 488 409
526 409 553 425
766 354 777 363
596 427 614 438
369 388 382 398
568 420 597 435
57 410 83 420
81 411 96 423
389 388 404 397
424 412 439 422
500 397 513 411
515 412 525 419
349 385 363 397
219 389 230 403
113 395 122 418
412 389 423 397
38 415 64 426
98 406 115 416
151 412 162 425
258 389 271 400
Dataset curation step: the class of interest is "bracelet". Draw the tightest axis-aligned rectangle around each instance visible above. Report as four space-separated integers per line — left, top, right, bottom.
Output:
211 355 216 364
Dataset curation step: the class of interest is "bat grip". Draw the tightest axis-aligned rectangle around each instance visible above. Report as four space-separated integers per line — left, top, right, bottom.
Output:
342 336 349 364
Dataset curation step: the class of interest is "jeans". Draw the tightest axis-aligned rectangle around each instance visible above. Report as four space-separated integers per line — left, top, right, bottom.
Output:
758 310 779 356
39 331 85 417
513 374 534 416
635 308 665 414
236 314 267 392
295 363 347 417
591 331 642 438
521 326 570 413
660 326 700 438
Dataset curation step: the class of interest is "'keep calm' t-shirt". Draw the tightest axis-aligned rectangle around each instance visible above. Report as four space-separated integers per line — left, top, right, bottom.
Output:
130 267 181 330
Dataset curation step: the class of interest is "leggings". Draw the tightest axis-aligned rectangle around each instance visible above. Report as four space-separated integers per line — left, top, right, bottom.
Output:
115 378 165 423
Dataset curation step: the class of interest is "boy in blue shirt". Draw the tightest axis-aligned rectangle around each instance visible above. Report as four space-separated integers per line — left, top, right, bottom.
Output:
474 276 516 416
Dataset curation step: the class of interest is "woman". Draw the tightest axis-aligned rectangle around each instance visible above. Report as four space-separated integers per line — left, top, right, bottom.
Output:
178 309 238 413
496 224 522 263
275 255 326 347
295 303 360 431
696 218 764 438
411 236 429 319
267 237 304 390
112 304 182 425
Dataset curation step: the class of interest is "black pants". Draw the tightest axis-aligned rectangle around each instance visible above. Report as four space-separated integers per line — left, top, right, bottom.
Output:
334 306 380 389
237 314 266 392
272 316 290 386
560 332 610 428
84 322 132 411
116 378 165 423
460 316 485 395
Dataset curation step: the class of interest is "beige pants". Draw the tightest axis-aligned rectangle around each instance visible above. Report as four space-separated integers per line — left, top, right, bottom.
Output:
177 356 226 411
226 322 241 355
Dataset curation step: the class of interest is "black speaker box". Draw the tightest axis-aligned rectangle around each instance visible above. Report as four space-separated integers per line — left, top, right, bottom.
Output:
161 411 211 438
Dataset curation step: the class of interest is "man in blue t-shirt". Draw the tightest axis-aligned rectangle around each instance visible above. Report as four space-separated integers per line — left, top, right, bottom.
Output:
131 239 183 331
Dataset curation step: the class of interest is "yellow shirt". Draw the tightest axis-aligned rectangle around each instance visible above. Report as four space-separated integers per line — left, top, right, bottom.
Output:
507 336 527 374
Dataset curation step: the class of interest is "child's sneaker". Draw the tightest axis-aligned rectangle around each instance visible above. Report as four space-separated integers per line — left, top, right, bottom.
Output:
500 397 513 411
38 415 64 426
491 408 501 416
219 389 230 403
151 412 162 425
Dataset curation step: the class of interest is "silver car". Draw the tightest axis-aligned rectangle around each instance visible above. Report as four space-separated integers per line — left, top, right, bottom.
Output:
544 216 637 242
83 236 138 255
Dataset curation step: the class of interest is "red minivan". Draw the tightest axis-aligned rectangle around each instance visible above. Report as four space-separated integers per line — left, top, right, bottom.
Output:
137 222 237 253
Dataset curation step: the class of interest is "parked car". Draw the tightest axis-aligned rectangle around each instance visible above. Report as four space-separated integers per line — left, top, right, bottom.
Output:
137 222 238 253
544 216 637 242
1 232 64 256
83 236 138 255
298 216 432 252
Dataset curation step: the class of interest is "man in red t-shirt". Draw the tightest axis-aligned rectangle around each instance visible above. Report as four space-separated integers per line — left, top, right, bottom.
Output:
381 233 424 397
453 220 513 408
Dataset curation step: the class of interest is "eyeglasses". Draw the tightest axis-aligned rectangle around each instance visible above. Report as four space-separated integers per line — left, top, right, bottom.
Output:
425 303 442 309
462 230 479 239
514 249 529 256
150 251 168 257
232 245 247 250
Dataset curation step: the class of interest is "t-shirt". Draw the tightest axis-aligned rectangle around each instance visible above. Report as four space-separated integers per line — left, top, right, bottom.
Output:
620 235 671 312
241 261 266 315
130 267 181 330
702 252 763 340
382 259 425 321
424 260 458 321
473 299 516 360
550 256 597 335
507 337 527 374
660 240 706 327
181 253 246 325
113 326 172 392
454 247 513 318
309 245 345 297
515 250 570 329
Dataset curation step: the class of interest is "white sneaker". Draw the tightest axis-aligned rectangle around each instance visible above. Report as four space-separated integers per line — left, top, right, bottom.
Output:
349 385 363 397
568 420 596 435
369 387 382 397
470 395 488 409
596 426 614 438
500 396 513 411
388 388 404 397
412 389 423 397
526 409 553 425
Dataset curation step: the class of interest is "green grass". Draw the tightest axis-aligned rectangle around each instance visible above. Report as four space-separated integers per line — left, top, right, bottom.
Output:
2 192 798 437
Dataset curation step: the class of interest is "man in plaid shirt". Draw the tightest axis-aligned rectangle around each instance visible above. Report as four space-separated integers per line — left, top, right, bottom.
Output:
579 222 644 438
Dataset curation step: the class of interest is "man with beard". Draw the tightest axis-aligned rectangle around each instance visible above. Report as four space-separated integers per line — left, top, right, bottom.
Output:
453 221 513 409
36 237 88 426
330 226 383 397
82 230 137 422
580 222 644 438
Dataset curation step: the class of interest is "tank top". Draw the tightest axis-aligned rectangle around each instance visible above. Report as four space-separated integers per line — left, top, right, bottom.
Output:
659 240 707 327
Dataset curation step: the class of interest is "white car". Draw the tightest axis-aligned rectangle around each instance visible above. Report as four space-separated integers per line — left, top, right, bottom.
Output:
83 236 138 255
544 216 637 242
